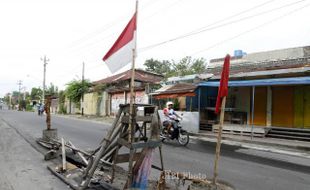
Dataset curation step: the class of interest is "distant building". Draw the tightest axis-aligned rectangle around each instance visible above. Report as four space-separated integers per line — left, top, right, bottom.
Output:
84 69 163 116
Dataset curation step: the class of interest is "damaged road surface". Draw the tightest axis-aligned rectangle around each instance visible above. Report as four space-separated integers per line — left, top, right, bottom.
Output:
0 118 69 190
1 109 310 190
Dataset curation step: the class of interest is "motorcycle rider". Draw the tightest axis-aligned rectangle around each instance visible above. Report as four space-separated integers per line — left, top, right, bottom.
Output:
163 101 181 139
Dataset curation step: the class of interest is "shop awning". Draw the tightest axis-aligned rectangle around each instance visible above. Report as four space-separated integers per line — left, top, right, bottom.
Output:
198 76 310 87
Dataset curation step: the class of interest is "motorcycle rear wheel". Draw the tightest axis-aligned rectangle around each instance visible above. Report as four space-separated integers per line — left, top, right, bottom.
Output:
177 130 189 146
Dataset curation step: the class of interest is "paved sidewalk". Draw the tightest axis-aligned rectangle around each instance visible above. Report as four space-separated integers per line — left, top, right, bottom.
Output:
0 118 69 190
53 113 114 125
189 131 310 159
190 131 310 151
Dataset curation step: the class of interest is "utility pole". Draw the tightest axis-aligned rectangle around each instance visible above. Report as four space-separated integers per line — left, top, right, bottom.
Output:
23 87 26 101
17 80 23 111
9 93 12 110
41 56 49 104
81 62 85 116
17 80 23 95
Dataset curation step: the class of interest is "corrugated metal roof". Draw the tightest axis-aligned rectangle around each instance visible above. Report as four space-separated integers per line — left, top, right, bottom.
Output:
212 67 310 79
150 85 173 94
207 57 310 76
151 83 197 96
199 76 310 87
165 73 214 83
93 69 163 85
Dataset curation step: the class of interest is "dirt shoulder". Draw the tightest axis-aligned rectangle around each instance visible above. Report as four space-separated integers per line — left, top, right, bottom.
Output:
0 118 69 190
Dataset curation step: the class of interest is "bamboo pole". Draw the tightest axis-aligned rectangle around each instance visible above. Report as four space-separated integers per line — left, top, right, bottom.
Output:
100 106 123 144
128 50 136 144
68 141 88 165
212 97 227 185
62 138 66 171
127 1 138 185
80 107 124 189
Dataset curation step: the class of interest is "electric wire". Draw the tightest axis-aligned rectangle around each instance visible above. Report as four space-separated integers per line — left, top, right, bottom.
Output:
191 2 310 56
139 0 307 52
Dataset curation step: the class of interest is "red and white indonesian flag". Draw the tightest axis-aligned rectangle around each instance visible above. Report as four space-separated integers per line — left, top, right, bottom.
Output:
103 12 137 73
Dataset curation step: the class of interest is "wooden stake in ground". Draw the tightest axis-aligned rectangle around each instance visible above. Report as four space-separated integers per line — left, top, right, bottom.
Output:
212 54 231 186
212 97 226 185
45 95 51 130
62 138 66 171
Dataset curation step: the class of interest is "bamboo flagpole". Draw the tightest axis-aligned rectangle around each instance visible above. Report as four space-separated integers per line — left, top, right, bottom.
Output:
212 54 231 186
128 4 138 141
102 0 138 144
100 1 138 188
127 0 138 187
212 97 226 185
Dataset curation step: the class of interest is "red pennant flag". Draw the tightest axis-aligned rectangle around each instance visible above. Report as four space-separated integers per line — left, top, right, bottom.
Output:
103 12 137 73
215 54 231 114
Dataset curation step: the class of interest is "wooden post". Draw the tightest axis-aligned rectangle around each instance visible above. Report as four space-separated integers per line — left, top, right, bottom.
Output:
45 96 51 130
128 48 136 143
127 0 138 183
127 49 136 187
80 106 124 189
62 138 66 171
68 141 88 165
212 96 226 185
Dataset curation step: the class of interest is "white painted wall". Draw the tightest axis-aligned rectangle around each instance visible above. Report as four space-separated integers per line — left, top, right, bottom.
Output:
158 110 199 133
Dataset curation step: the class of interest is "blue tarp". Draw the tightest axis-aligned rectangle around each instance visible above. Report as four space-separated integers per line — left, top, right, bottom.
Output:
198 77 310 87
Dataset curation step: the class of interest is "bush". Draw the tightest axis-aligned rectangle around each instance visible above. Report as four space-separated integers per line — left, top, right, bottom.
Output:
26 104 34 112
58 104 67 114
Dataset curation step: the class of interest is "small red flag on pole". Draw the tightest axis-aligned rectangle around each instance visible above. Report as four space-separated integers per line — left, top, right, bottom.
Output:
212 54 230 187
215 54 231 114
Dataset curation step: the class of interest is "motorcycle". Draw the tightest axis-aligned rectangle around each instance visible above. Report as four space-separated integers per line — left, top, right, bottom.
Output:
160 118 190 146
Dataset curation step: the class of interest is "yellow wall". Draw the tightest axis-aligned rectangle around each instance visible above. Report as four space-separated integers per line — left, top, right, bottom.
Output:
178 97 186 111
295 86 310 128
294 86 304 128
83 92 98 115
304 86 310 128
272 86 294 127
250 87 267 126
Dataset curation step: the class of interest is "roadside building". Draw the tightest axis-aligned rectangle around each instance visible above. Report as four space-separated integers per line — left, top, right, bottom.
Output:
197 46 310 140
151 46 310 139
84 69 163 116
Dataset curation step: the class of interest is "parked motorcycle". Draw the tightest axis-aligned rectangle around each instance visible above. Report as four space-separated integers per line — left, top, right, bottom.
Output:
160 118 190 146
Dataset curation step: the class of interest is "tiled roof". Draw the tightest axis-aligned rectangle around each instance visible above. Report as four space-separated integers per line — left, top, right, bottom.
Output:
93 69 163 85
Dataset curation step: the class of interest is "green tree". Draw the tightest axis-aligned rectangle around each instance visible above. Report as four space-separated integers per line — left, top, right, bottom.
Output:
3 93 11 105
144 58 172 77
172 56 193 76
30 87 42 100
46 83 58 96
65 79 91 107
191 57 206 74
58 90 67 114
11 91 20 105
144 56 206 78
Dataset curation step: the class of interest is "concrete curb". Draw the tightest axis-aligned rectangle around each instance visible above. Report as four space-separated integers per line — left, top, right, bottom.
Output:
52 114 114 125
189 132 310 152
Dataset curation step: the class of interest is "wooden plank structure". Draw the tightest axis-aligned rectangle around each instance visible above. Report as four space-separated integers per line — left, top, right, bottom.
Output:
80 103 164 189
38 103 236 190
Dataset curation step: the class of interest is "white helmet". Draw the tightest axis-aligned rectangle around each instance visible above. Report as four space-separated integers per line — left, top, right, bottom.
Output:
166 101 174 107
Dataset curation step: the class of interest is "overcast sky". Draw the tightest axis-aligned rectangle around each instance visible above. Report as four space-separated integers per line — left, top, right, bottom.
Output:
1 0 309 97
